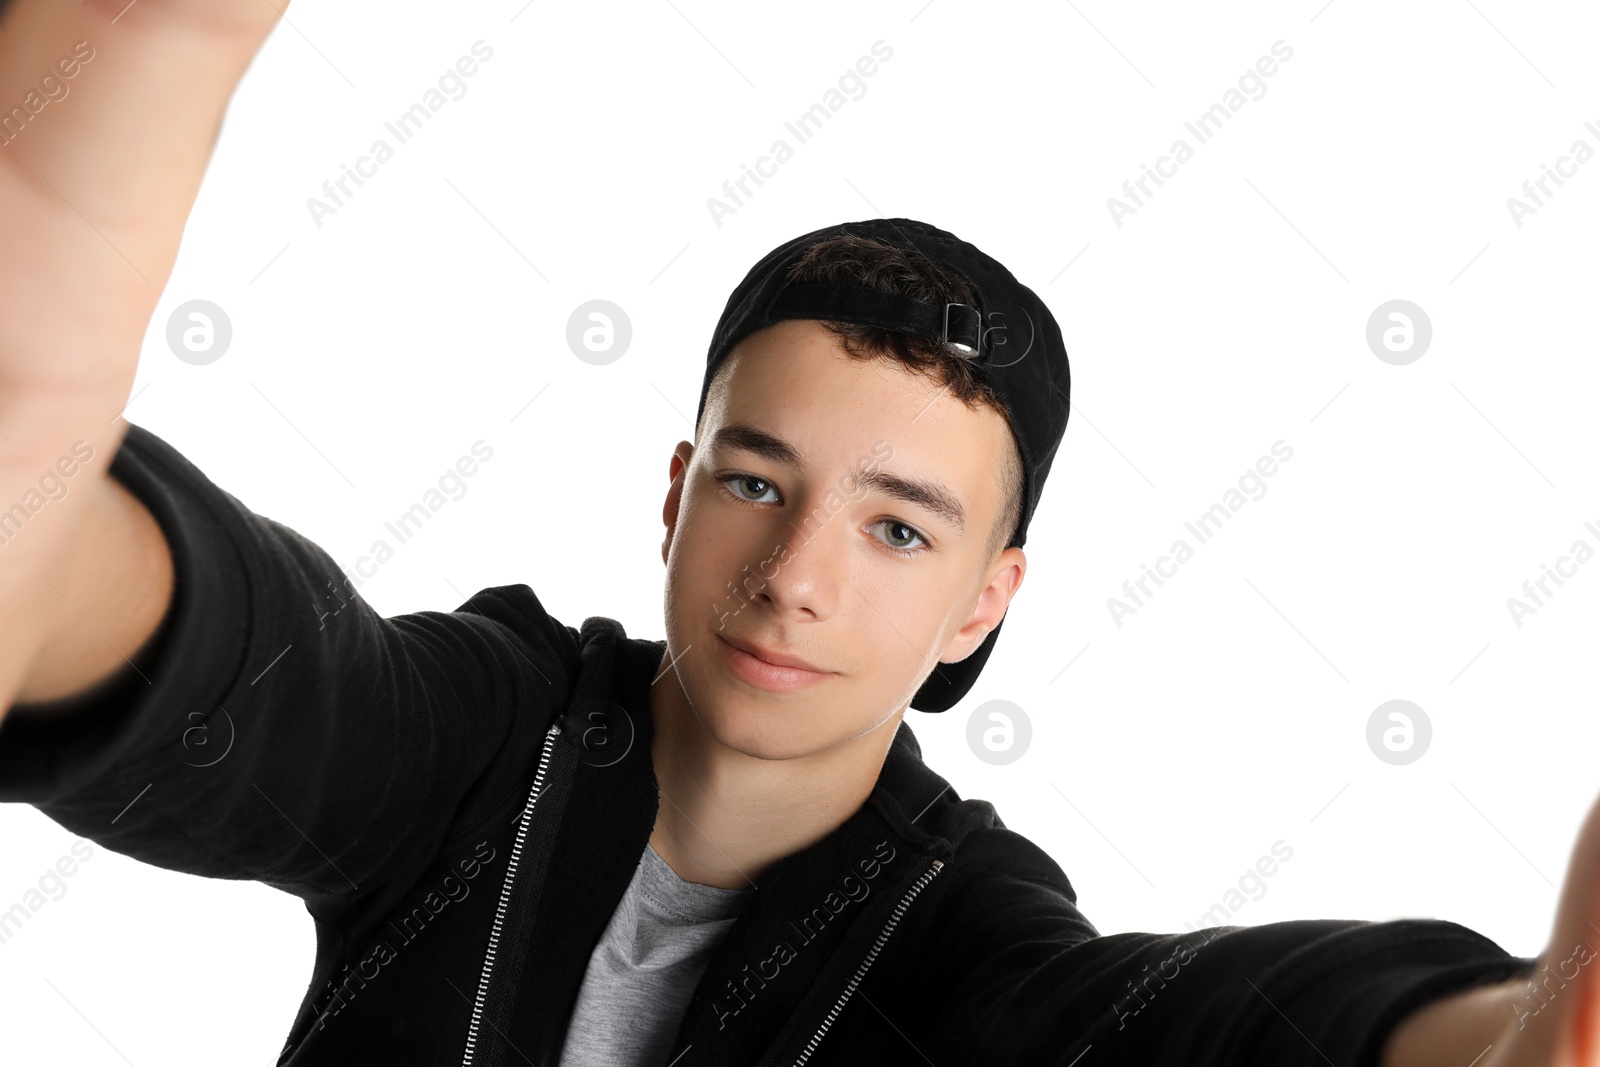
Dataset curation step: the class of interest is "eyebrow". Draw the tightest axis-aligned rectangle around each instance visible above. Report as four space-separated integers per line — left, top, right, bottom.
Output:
709 422 967 534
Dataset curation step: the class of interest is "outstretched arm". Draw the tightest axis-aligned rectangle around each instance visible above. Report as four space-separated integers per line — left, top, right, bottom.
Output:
0 0 572 912
0 0 284 712
861 825 1533 1066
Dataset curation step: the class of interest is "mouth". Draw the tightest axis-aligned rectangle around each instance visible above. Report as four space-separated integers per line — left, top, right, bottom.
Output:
715 633 835 693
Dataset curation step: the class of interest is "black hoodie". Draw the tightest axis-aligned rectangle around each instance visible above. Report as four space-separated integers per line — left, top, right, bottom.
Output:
0 424 1536 1066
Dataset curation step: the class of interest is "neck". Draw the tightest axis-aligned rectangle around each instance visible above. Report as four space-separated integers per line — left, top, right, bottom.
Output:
646 650 905 890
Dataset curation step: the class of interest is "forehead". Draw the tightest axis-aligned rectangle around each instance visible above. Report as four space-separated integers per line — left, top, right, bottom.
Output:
701 320 1010 530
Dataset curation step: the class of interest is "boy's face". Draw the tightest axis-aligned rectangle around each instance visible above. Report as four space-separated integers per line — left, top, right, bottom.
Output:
656 319 1026 761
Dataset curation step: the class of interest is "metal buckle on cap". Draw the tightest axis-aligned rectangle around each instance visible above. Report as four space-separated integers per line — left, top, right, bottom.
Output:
941 303 984 359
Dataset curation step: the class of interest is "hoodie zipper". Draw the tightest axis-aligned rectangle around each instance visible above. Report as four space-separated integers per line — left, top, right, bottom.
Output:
460 722 563 1067
788 858 945 1067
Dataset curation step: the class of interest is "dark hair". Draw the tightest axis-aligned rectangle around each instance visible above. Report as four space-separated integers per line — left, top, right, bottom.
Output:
783 233 1025 564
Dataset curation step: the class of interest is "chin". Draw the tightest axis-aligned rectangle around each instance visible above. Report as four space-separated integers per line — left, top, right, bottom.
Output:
696 699 824 762
672 672 841 761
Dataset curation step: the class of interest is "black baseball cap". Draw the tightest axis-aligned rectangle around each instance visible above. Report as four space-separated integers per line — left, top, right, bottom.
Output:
692 218 1071 713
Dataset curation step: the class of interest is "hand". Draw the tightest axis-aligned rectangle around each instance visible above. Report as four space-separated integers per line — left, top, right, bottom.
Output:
1383 787 1600 1066
0 0 285 401
1480 785 1600 1066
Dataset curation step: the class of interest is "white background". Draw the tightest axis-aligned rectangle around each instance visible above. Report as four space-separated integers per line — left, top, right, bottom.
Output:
3 0 1598 1062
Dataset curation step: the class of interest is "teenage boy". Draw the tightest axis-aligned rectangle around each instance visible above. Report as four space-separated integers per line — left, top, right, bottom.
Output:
3 4 1599 1067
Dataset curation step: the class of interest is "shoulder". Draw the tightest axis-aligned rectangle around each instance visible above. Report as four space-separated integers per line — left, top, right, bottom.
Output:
886 825 1097 992
932 825 1092 931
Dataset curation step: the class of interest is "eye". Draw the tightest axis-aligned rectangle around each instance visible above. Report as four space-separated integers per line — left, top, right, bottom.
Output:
717 473 779 505
872 520 929 558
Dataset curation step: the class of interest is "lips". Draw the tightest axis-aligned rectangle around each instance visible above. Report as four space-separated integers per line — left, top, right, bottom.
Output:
717 633 830 674
715 633 836 694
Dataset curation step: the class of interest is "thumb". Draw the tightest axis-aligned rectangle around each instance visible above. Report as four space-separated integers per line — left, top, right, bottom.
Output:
1530 785 1600 1065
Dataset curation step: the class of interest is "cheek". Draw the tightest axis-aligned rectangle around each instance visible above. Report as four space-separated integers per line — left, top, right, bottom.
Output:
677 504 776 588
664 518 751 638
851 569 942 636
666 494 719 580
858 576 967 671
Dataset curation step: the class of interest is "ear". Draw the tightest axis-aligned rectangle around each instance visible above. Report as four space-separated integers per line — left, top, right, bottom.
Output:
939 547 1026 663
661 441 694 566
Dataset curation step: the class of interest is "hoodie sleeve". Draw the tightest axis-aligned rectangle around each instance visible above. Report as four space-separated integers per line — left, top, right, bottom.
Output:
916 828 1538 1067
0 421 575 906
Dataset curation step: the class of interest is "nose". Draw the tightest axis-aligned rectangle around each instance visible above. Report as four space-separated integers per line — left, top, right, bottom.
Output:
731 499 846 625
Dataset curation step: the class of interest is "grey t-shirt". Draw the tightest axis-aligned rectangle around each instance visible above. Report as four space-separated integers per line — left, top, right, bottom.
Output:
557 842 752 1067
